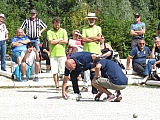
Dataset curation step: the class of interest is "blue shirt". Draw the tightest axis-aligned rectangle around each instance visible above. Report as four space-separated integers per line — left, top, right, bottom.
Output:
64 52 92 76
130 22 146 39
157 23 160 30
99 59 128 85
130 46 151 65
10 36 29 52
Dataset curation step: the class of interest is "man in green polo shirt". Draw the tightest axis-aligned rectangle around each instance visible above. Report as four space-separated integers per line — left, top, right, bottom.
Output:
80 12 102 96
47 17 68 91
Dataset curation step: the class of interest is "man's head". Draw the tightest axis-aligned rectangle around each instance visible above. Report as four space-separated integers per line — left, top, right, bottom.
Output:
30 9 37 20
17 28 24 38
134 13 140 23
52 17 61 31
65 59 76 71
0 14 5 24
154 37 160 48
86 12 97 26
138 39 145 49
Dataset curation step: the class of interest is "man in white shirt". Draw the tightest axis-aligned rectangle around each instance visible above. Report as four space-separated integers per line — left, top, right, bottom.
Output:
21 42 40 82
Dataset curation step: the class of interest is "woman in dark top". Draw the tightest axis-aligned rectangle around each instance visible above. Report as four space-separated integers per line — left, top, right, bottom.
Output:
41 38 50 73
100 36 113 59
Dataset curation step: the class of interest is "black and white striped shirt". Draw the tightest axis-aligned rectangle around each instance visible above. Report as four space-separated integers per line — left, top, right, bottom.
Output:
20 18 47 39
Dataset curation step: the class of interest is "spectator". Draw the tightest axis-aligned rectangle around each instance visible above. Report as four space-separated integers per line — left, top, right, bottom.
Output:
126 39 151 76
10 28 30 65
100 36 113 59
20 9 47 52
41 38 50 73
47 17 68 91
21 42 40 82
130 13 146 48
142 37 160 83
0 13 8 71
92 58 128 102
81 12 102 94
67 30 83 59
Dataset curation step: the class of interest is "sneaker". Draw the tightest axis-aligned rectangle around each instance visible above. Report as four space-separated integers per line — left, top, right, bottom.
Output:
114 94 122 102
34 76 39 82
69 93 82 100
140 76 149 85
103 94 115 102
80 87 88 92
22 77 27 82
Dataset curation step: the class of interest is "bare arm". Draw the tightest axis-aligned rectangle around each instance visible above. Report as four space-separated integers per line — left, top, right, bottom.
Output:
62 76 69 98
126 56 132 70
33 48 40 62
95 63 102 78
40 28 47 34
150 43 156 58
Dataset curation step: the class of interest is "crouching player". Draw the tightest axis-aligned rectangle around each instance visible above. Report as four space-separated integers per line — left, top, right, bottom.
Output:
92 58 128 102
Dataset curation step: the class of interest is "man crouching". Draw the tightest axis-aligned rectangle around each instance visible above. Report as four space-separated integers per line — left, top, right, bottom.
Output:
92 58 128 102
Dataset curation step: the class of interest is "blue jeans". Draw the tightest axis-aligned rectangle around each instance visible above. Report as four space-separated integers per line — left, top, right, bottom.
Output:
144 59 160 76
30 39 40 52
0 40 6 71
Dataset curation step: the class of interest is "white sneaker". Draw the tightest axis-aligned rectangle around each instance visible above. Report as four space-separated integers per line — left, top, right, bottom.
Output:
69 93 82 100
140 76 149 84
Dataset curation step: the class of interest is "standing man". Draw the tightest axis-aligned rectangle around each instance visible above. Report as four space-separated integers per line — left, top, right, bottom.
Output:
10 28 30 65
47 17 68 91
130 13 146 48
81 12 102 95
20 9 47 52
126 39 151 76
0 14 8 71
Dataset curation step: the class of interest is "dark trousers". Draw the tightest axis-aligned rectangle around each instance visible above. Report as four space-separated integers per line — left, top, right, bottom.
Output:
70 70 98 94
133 63 146 76
42 53 50 65
90 71 98 94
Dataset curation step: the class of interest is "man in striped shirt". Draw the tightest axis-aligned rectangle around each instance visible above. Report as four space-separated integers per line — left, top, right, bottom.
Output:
20 9 47 52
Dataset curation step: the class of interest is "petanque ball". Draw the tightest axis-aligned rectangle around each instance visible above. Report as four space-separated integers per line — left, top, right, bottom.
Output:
133 113 138 118
33 95 37 99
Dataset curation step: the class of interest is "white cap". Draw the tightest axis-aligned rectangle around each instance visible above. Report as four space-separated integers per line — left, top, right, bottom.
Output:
86 12 97 19
0 14 5 19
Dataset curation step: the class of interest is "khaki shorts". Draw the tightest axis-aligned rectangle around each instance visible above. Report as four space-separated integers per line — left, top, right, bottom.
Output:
50 57 66 74
94 78 126 90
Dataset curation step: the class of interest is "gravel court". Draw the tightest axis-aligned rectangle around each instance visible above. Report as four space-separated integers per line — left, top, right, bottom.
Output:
0 86 160 120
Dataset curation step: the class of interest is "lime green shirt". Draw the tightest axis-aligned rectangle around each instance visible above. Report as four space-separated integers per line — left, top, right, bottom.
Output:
47 28 68 57
82 25 102 54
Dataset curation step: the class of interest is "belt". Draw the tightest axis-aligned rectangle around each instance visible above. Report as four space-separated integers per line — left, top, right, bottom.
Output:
28 37 39 40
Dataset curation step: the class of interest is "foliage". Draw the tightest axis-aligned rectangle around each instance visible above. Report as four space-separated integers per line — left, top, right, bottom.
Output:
0 0 160 58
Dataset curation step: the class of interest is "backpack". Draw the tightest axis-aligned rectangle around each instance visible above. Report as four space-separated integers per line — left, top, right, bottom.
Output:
13 65 31 81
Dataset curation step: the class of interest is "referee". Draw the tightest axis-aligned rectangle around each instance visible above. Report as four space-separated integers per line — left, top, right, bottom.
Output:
20 9 47 52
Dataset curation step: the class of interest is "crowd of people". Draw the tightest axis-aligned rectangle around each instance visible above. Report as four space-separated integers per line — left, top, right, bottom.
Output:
1 9 160 102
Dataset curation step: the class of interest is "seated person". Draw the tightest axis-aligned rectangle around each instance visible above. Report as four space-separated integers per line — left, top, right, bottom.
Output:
126 39 151 76
142 37 160 83
10 28 30 65
21 42 40 82
92 58 128 102
100 36 113 59
41 38 50 73
67 30 83 59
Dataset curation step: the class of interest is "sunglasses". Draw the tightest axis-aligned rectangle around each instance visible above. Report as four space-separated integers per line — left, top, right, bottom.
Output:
135 16 139 18
139 43 145 45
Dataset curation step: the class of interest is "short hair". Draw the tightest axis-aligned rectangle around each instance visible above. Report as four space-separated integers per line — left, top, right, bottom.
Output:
26 42 34 49
154 36 160 41
52 17 61 24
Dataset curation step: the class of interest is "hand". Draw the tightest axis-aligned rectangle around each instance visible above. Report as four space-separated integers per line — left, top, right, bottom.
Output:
62 91 68 99
126 66 131 70
27 48 33 53
47 52 50 56
33 47 37 52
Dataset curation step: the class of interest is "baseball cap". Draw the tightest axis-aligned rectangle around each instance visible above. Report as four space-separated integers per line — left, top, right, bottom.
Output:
135 13 140 17
0 14 5 19
30 9 36 14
